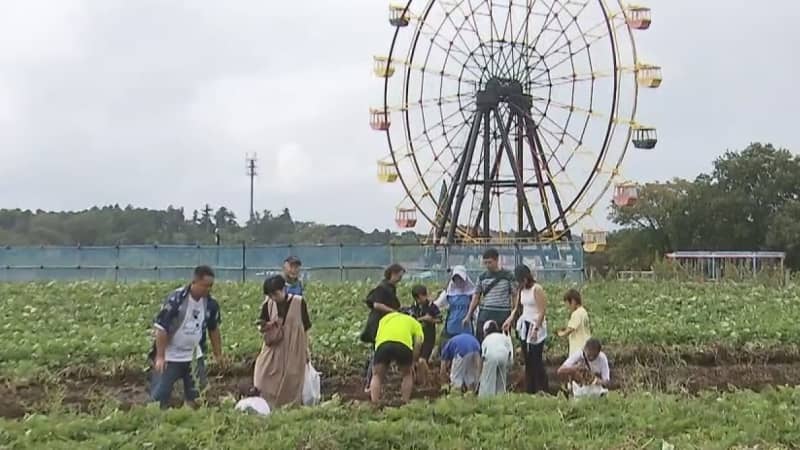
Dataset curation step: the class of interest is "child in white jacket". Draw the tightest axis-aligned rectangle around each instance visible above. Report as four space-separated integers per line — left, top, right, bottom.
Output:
478 320 514 397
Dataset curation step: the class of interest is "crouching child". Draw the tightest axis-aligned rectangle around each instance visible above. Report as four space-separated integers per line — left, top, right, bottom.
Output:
439 333 482 393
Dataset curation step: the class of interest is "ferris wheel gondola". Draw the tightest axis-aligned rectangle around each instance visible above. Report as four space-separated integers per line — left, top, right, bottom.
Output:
372 0 661 244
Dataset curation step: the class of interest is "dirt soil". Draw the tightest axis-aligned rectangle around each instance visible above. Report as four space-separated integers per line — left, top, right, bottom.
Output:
2 361 799 419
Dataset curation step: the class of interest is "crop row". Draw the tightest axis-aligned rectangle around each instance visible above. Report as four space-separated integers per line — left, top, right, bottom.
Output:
1 388 798 449
2 281 799 378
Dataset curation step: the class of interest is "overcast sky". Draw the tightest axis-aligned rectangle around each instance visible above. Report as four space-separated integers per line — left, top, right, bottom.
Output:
1 0 798 232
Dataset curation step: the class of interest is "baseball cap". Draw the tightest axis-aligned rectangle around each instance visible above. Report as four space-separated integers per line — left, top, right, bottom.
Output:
285 256 302 266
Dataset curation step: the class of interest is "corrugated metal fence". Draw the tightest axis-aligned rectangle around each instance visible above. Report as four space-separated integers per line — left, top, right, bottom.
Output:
0 243 584 283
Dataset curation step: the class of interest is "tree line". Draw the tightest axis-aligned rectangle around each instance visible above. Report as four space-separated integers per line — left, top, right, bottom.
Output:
595 142 800 271
0 205 419 247
1 142 797 269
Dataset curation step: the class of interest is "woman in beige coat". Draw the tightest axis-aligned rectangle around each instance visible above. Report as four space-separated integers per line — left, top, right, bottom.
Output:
253 275 312 408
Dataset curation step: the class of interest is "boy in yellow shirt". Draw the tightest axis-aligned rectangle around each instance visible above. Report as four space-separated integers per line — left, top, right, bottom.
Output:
370 311 424 404
557 289 591 355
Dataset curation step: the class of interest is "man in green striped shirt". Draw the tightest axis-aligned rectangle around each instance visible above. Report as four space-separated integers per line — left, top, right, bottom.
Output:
463 248 516 342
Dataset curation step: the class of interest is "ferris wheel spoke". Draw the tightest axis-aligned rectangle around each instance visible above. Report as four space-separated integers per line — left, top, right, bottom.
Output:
530 71 612 89
527 0 589 63
392 56 480 84
528 103 585 148
388 92 474 113
403 106 470 156
418 30 485 82
536 0 616 60
451 0 491 73
418 15 477 65
531 14 626 81
433 1 487 72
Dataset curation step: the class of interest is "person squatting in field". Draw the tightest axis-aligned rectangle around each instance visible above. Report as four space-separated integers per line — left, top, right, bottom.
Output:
148 265 227 408
370 310 424 404
504 264 549 394
478 320 514 397
401 285 441 385
557 338 610 396
253 275 312 408
360 264 405 392
234 383 271 416
439 332 482 393
465 248 516 343
434 265 476 350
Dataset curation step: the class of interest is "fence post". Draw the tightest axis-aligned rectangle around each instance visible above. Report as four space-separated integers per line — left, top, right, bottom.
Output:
389 243 395 264
241 241 246 283
115 244 120 283
338 243 344 282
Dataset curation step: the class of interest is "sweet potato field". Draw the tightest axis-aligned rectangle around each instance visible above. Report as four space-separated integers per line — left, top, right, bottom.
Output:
1 280 799 449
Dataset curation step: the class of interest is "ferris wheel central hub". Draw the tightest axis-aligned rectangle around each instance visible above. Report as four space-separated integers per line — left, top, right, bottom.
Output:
475 78 532 112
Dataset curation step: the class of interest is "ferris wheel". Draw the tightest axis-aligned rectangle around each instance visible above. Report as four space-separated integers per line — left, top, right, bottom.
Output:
372 1 661 246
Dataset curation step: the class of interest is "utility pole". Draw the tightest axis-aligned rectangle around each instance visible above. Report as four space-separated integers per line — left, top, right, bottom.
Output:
246 153 258 223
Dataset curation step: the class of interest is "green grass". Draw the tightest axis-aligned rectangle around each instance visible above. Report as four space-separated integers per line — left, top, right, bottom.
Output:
1 389 798 449
2 281 800 379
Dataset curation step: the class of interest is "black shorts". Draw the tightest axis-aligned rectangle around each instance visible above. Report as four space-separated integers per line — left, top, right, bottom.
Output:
374 341 413 367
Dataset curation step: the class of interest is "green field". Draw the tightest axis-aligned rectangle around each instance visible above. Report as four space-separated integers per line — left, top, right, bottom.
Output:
1 280 799 449
1 281 798 378
1 389 798 449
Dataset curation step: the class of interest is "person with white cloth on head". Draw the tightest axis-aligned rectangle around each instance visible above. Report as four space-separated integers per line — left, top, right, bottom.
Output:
478 320 514 397
434 265 477 350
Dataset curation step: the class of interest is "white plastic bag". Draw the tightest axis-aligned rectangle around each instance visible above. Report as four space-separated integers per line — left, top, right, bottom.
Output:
570 381 608 399
302 362 321 406
235 396 271 416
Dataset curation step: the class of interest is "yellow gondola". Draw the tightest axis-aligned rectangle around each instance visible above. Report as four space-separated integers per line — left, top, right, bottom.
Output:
373 56 395 78
582 229 608 253
637 64 662 88
377 161 398 183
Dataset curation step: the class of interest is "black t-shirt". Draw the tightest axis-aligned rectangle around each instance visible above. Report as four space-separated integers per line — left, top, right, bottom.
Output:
260 294 312 331
405 302 441 346
370 280 401 311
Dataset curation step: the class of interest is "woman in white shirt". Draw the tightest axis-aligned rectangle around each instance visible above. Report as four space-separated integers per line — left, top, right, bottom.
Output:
478 320 513 397
503 264 548 394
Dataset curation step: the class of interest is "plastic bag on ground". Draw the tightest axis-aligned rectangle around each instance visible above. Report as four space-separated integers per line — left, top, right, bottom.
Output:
570 381 608 399
235 396 271 416
303 362 321 406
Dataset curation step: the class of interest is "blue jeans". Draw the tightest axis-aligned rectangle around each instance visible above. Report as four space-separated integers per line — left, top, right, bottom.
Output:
150 358 207 408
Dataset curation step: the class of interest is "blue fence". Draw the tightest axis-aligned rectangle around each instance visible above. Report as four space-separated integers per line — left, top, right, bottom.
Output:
0 243 584 283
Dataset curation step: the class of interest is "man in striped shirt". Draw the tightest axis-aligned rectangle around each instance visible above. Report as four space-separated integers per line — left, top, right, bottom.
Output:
463 248 516 342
